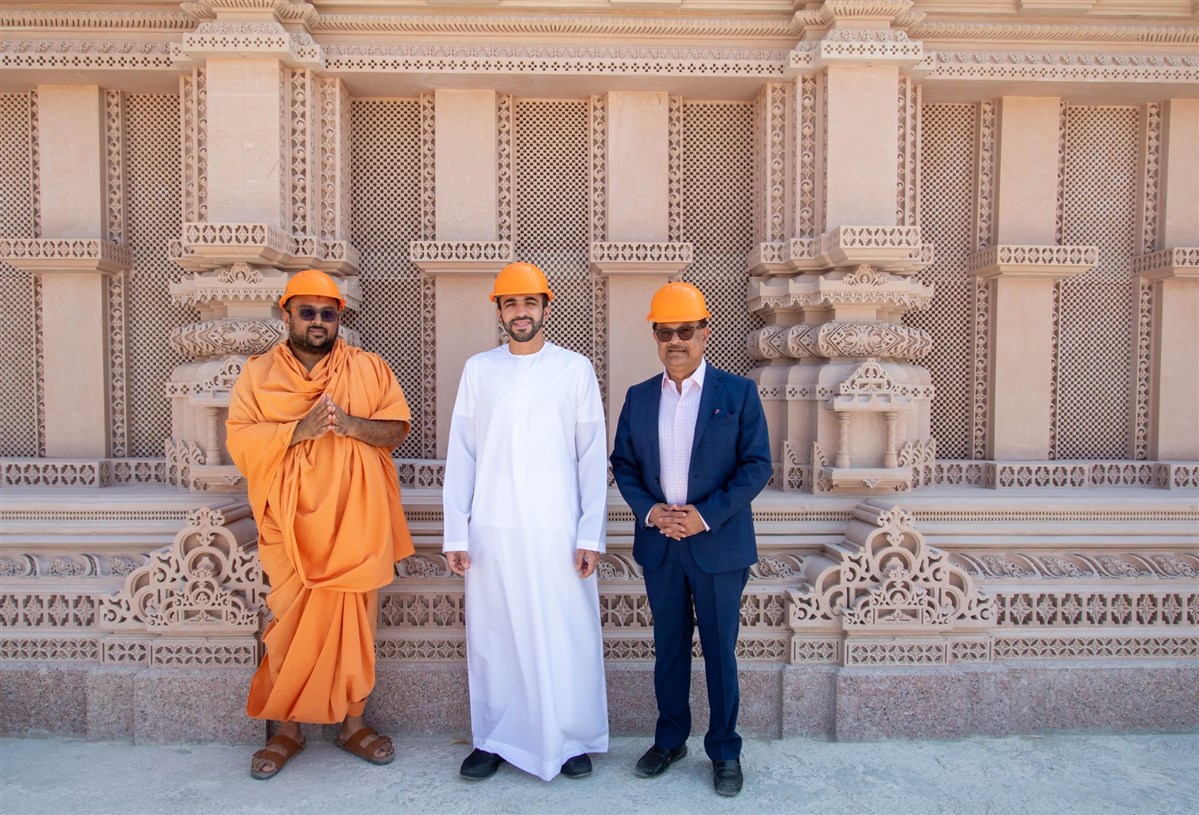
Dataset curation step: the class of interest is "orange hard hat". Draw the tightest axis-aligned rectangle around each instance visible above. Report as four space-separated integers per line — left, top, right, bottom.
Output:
280 269 346 310
490 261 554 302
646 281 711 323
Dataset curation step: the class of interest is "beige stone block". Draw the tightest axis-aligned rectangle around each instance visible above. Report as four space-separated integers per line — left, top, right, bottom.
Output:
40 273 111 457
204 59 286 227
607 92 670 242
435 90 499 241
37 85 104 238
995 97 1060 246
989 277 1055 460
434 274 503 456
605 274 671 446
1160 99 1199 247
1151 277 1199 459
824 66 899 227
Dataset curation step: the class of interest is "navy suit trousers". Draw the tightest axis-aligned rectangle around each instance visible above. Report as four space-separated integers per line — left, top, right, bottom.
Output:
643 537 749 761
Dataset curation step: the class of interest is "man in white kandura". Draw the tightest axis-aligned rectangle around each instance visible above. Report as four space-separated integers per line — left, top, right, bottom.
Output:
442 261 609 783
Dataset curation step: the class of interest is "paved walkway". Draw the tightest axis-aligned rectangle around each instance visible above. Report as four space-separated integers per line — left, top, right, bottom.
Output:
2 732 1197 815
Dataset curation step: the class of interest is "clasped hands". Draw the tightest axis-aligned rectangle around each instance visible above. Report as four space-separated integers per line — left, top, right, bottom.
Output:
648 503 706 540
292 394 358 445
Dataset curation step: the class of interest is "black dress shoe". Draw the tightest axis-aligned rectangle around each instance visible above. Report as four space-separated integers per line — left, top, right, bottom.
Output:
560 753 592 778
712 759 743 797
459 748 504 780
634 744 687 778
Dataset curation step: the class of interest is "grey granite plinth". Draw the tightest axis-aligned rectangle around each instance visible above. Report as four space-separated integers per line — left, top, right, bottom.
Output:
133 668 260 744
0 663 87 736
834 664 1011 740
781 664 837 738
1007 661 1199 732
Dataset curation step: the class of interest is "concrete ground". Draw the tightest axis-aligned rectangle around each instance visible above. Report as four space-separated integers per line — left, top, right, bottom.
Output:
1 732 1197 815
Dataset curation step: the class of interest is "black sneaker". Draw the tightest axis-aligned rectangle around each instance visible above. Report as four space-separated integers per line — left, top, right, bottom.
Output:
561 753 592 778
459 748 504 780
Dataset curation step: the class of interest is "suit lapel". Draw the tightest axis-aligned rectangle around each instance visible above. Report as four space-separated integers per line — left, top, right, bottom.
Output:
690 366 724 464
638 377 662 486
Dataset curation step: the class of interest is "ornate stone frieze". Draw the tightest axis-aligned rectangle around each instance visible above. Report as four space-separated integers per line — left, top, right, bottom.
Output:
747 270 933 314
0 40 175 71
168 318 284 358
324 44 787 79
408 241 514 273
1132 247 1199 281
97 506 264 634
312 13 799 38
748 322 932 362
923 50 1199 84
787 501 996 665
173 21 322 69
956 550 1199 581
750 229 933 277
968 243 1099 278
909 22 1199 45
588 241 694 275
992 634 1198 660
0 239 132 274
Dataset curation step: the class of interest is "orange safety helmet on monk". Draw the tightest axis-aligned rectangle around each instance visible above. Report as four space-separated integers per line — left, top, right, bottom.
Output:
280 269 346 310
646 281 711 323
490 261 554 303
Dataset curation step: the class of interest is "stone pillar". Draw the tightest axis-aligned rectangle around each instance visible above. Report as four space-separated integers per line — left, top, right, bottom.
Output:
747 4 934 493
588 92 693 444
0 86 132 459
969 98 1096 461
167 2 362 489
408 89 514 457
1135 99 1199 461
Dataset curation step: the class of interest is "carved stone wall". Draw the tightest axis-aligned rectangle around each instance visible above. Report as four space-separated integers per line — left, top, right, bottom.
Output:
0 0 1196 742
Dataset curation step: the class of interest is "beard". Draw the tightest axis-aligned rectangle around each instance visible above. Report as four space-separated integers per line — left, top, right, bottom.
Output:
503 314 544 343
289 321 338 356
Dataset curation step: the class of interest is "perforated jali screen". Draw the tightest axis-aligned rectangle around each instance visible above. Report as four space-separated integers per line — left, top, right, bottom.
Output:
125 94 193 457
0 93 38 456
680 102 757 375
514 100 592 358
908 103 977 459
348 98 426 459
1055 106 1138 460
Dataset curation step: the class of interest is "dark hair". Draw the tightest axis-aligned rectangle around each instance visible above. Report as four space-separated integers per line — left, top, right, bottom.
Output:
496 293 549 310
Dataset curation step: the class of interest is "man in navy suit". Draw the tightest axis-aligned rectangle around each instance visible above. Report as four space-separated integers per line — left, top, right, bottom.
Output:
610 281 772 797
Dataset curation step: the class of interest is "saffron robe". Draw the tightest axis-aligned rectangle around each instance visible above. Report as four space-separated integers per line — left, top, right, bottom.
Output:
227 339 414 724
443 342 609 781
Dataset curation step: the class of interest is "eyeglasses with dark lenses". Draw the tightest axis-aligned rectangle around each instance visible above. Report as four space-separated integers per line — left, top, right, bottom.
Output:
292 306 340 322
654 326 701 342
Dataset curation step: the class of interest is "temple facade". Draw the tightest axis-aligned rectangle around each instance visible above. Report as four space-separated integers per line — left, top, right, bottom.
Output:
1 0 1196 743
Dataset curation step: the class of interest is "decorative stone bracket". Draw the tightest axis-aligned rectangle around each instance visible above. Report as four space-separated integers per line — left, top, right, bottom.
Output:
588 241 694 276
96 505 265 667
967 244 1098 280
787 500 995 666
0 238 133 275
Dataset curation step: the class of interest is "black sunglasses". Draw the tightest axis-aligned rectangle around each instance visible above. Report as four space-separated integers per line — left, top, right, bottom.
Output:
654 325 703 343
291 306 340 322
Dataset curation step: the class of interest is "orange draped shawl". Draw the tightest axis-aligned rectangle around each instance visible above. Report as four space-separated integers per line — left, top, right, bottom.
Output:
226 339 414 724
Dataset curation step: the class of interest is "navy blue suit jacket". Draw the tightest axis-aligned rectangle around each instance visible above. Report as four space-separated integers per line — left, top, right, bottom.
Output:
610 364 772 574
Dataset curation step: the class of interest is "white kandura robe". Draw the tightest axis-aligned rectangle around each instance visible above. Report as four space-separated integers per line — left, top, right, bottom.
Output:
443 341 610 781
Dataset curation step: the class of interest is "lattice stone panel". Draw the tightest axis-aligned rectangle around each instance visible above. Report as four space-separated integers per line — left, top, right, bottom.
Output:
907 104 976 459
1056 106 1138 460
0 93 38 456
349 99 426 459
514 100 592 358
681 102 757 375
125 95 192 457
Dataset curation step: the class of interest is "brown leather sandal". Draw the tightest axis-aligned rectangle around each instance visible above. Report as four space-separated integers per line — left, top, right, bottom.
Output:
336 726 395 766
250 733 306 780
